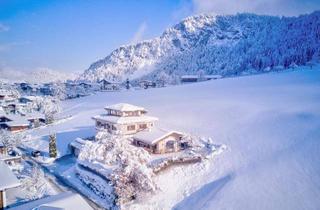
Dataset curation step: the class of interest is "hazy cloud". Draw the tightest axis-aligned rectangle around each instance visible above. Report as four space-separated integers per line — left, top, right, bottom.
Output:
192 0 320 16
0 41 30 52
130 21 148 44
0 23 10 32
171 0 194 22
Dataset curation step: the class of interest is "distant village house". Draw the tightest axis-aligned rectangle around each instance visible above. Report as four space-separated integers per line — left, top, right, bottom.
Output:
0 161 21 209
99 79 120 91
181 74 222 83
139 80 156 89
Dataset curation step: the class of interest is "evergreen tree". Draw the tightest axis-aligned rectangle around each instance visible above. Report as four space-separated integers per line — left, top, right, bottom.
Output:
49 133 57 158
126 78 130 90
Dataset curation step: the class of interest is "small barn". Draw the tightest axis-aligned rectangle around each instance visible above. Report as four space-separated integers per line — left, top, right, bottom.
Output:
139 80 156 89
78 82 92 89
181 75 198 83
133 128 187 154
99 79 120 91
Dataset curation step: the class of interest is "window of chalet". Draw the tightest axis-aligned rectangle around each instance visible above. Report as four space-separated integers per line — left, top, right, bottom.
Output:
166 140 175 149
127 125 136 131
139 124 147 129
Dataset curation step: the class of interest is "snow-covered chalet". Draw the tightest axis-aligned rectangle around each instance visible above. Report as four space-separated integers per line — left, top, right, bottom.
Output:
92 103 158 135
92 103 188 154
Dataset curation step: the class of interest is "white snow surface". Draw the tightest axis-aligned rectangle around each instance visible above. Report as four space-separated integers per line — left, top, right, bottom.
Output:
10 191 92 210
105 102 146 112
26 66 320 209
0 161 20 191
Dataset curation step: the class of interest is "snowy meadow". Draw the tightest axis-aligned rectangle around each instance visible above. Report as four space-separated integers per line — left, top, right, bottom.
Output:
23 66 320 210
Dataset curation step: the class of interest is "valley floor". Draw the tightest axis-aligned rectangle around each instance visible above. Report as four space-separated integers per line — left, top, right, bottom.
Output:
21 66 320 209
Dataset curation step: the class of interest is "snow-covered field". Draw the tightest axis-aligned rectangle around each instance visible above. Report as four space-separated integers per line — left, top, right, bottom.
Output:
25 66 320 209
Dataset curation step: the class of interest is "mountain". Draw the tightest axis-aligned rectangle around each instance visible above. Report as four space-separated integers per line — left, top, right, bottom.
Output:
0 68 78 84
79 11 320 83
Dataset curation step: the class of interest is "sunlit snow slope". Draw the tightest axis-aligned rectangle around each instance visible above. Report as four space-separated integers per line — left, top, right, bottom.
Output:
29 66 320 210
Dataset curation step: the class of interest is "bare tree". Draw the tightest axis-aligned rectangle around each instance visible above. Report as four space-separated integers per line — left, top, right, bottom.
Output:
0 129 23 150
21 165 50 200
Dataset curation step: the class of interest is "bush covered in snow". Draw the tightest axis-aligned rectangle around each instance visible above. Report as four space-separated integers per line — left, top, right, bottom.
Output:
0 129 24 149
20 165 51 201
75 165 117 209
77 131 157 207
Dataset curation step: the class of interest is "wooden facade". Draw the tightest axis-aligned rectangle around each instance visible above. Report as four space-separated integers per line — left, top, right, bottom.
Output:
0 190 4 210
133 132 185 154
8 125 29 132
96 120 154 135
0 147 7 155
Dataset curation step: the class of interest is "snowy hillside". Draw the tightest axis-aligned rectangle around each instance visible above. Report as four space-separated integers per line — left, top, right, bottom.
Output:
0 68 78 83
25 66 320 209
79 11 320 82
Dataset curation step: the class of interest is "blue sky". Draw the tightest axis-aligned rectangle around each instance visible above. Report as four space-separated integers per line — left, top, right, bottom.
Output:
0 0 319 73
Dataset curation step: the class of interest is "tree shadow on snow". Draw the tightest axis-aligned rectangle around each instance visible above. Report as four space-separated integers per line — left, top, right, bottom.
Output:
173 173 234 210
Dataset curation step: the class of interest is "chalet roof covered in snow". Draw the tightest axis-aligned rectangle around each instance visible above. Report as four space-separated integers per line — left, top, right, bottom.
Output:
133 127 184 145
181 75 222 79
20 95 41 101
93 114 158 124
0 114 30 126
10 191 93 210
5 119 29 127
104 103 146 112
0 113 44 126
181 75 199 79
26 112 45 120
204 75 222 79
0 160 21 191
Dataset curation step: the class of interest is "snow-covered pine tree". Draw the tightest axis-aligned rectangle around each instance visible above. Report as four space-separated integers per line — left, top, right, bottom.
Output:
126 78 130 90
49 133 57 158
